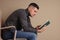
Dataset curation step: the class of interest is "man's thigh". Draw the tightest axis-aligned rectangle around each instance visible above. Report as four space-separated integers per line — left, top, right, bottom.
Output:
16 31 37 38
2 30 37 39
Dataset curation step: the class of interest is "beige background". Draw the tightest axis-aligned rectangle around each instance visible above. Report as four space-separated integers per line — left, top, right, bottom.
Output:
0 0 60 40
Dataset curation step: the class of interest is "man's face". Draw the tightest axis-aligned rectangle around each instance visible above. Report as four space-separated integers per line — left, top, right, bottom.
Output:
28 6 38 17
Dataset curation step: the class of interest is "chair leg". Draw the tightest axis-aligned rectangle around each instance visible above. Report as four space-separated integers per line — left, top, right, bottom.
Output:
14 30 17 40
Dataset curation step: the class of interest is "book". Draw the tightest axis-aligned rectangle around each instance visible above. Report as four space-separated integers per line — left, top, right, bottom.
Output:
39 20 50 29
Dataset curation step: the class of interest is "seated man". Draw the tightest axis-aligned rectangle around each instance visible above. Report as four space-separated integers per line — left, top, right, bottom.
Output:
2 3 47 40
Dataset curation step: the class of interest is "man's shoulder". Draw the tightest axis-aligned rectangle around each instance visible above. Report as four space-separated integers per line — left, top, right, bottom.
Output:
17 9 27 14
14 9 27 16
10 9 25 16
15 9 25 12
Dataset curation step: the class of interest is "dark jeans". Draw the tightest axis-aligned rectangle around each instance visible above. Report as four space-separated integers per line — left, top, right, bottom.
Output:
3 30 37 40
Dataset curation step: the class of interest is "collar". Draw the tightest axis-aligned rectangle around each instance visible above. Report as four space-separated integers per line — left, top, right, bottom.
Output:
25 8 30 16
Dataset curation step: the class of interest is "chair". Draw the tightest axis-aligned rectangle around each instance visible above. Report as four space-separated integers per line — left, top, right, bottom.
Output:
0 26 17 40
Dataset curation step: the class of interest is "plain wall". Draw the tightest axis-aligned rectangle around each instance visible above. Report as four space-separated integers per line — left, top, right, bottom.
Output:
0 0 60 40
0 9 1 37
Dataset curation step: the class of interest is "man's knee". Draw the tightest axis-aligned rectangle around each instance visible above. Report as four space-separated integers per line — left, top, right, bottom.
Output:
32 33 37 38
30 33 37 38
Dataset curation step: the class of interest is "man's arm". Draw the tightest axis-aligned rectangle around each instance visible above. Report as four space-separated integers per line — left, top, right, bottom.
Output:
18 10 37 34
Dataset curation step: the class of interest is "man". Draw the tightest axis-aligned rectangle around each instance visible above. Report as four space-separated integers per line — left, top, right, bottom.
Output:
2 3 47 40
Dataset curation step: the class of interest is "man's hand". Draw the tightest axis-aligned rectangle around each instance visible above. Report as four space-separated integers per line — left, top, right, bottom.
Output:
35 25 47 33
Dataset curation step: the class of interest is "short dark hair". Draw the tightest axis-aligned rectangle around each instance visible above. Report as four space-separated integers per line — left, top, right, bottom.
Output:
29 3 39 9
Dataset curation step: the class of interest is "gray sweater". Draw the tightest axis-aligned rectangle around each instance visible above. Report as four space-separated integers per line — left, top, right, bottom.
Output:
4 9 37 34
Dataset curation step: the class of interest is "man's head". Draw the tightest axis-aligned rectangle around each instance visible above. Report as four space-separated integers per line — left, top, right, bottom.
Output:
28 3 39 17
